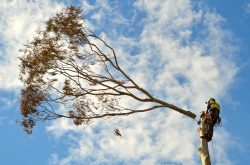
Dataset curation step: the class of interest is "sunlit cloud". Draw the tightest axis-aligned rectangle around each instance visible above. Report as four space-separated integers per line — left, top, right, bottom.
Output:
0 0 64 90
46 0 237 165
245 3 250 14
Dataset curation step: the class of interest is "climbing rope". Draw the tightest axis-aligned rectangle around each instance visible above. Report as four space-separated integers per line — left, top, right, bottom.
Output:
211 139 217 165
212 118 223 165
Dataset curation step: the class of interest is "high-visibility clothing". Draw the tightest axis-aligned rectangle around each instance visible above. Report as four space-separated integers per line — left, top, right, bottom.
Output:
209 99 220 110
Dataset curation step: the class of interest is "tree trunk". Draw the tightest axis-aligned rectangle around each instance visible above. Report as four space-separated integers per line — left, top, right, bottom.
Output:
197 118 211 165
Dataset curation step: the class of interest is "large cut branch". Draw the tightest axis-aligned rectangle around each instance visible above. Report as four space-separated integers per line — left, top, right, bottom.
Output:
19 6 196 134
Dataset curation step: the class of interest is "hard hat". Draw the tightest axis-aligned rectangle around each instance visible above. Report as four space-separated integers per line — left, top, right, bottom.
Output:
205 98 215 104
210 98 215 101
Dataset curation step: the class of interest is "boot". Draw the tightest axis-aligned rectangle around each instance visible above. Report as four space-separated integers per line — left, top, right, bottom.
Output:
200 134 213 142
200 134 208 139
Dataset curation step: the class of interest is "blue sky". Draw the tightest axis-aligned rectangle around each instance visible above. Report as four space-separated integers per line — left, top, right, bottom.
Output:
206 0 250 162
0 0 250 165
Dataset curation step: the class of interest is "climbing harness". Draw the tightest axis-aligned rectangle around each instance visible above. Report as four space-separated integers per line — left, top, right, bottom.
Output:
198 111 220 142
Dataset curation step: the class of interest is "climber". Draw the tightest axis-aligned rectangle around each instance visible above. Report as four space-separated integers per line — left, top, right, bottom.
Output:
199 98 221 142
206 98 221 127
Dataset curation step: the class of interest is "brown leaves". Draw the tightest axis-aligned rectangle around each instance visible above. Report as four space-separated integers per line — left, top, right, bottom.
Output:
19 6 92 134
114 128 122 137
46 6 87 45
63 79 73 95
21 118 36 134
68 106 90 125
20 85 46 134
90 79 98 86
19 6 140 134
20 85 46 117
19 6 88 86
19 34 61 85
19 6 163 135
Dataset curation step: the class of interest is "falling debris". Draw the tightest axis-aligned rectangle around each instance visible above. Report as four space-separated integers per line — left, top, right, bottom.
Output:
114 128 122 137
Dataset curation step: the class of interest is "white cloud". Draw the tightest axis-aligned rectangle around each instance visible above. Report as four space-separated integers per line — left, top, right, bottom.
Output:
246 3 250 14
80 0 129 32
0 0 64 90
0 96 13 110
47 0 238 165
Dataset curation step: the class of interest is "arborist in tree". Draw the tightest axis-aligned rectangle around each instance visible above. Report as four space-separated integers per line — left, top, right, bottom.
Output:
199 98 221 142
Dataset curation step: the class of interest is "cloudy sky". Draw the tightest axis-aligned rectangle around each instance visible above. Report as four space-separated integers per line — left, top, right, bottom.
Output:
0 0 250 164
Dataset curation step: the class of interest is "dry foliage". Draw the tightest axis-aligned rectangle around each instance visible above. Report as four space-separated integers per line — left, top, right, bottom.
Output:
19 6 196 134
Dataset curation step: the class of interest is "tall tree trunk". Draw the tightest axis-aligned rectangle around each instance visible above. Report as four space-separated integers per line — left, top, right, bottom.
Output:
197 118 211 165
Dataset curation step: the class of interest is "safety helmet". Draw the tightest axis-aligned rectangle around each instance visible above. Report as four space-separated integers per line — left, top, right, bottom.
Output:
205 98 216 104
209 98 215 104
210 98 215 101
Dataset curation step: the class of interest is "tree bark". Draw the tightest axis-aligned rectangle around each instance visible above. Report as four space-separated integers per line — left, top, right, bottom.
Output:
197 118 211 165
